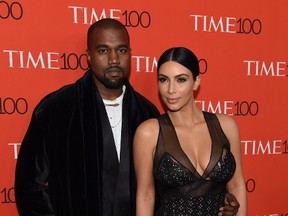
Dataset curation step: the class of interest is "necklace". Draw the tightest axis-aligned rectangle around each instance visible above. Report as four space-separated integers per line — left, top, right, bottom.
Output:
103 87 125 129
110 118 122 128
105 103 119 107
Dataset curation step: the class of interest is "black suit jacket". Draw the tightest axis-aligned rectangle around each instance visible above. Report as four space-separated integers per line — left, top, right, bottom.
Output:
15 70 160 216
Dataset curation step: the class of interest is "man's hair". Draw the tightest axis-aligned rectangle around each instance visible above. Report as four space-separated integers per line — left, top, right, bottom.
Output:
87 18 130 48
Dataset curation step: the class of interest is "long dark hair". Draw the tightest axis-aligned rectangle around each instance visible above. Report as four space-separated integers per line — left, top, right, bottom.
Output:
157 47 199 80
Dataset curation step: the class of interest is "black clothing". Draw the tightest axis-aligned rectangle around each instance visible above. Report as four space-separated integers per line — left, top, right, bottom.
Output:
15 70 159 216
153 112 236 215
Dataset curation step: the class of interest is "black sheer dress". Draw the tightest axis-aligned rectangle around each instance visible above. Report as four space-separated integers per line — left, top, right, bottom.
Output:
153 112 236 216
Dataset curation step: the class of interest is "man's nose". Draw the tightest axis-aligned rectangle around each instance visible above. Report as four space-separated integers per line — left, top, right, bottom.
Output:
108 50 120 64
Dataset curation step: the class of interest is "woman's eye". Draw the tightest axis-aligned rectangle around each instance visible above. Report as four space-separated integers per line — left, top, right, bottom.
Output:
158 77 167 83
177 77 186 83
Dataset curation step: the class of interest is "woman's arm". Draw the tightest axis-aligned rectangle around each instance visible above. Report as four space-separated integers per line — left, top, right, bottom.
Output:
133 118 159 216
218 114 247 216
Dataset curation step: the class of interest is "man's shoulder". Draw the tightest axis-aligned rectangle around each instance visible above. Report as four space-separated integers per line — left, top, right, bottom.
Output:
131 90 160 118
133 91 157 109
35 83 77 115
133 91 152 103
36 70 91 110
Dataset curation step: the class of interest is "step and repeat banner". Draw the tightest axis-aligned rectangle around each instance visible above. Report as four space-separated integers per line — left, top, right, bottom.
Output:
1 0 287 215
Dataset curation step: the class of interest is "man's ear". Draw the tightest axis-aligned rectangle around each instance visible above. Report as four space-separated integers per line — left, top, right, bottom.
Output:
193 76 201 91
86 49 91 62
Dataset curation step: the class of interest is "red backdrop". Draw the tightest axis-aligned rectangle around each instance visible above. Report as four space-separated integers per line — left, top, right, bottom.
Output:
1 1 287 215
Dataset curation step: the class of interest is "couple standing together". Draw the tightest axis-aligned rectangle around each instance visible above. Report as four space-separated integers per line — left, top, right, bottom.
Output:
15 18 246 215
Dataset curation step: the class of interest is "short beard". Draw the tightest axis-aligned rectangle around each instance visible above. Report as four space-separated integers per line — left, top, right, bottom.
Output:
101 76 126 89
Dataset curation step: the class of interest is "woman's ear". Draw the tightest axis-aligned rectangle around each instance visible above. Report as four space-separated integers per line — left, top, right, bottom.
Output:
193 76 201 91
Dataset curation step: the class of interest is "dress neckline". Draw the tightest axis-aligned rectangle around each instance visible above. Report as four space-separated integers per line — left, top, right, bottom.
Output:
163 112 224 179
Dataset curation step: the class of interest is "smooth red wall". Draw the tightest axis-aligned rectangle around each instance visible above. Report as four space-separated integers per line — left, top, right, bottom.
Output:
1 1 287 215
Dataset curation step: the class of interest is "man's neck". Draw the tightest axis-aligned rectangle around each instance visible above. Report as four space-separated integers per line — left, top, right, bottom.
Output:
93 77 124 100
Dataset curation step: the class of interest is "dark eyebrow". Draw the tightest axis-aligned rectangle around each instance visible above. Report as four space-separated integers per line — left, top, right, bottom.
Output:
95 44 129 49
176 74 190 78
158 74 167 77
118 44 130 49
95 44 108 49
158 73 190 78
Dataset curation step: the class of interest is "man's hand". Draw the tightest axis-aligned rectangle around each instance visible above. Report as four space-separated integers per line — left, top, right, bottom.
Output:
218 192 240 216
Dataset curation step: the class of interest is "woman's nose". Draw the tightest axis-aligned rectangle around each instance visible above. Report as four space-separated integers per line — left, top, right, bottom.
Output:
168 82 176 94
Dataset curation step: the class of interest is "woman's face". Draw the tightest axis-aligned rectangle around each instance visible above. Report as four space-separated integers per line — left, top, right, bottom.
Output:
158 61 200 112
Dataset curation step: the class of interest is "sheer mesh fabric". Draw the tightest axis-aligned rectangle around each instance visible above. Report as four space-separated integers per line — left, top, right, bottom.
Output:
153 112 236 215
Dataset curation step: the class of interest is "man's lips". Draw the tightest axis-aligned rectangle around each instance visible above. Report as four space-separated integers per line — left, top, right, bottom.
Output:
105 67 123 77
105 67 122 73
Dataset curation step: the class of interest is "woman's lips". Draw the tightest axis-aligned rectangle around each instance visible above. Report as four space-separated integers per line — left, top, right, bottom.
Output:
166 97 179 104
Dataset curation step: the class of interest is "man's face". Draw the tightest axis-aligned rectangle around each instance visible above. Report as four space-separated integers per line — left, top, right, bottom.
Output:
87 28 131 90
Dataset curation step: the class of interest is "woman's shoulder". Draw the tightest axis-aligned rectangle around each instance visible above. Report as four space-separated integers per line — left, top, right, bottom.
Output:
137 118 159 134
215 113 238 128
215 113 240 139
134 118 160 151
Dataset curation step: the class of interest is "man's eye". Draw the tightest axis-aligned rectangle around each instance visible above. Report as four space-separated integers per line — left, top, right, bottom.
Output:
98 49 108 54
118 48 127 53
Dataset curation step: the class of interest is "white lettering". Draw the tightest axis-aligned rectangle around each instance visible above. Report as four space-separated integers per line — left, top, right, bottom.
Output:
195 100 234 115
244 60 287 76
8 143 21 159
242 140 283 155
132 56 157 72
3 50 60 69
190 14 236 33
68 6 121 24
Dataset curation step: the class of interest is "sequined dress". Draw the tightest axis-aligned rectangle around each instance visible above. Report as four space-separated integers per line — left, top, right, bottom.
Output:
153 112 236 216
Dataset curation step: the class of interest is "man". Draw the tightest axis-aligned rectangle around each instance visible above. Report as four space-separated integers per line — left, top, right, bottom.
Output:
15 18 239 216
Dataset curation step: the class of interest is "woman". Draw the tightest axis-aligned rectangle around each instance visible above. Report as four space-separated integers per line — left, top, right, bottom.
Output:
133 47 247 215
